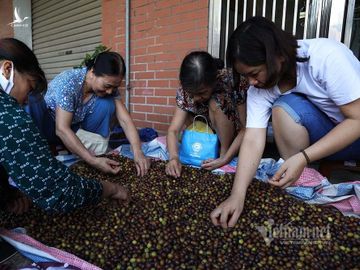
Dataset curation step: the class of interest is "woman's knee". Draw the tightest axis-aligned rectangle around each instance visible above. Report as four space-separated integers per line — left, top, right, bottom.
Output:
273 93 334 144
271 105 308 140
81 98 115 137
93 97 115 117
272 94 306 125
271 108 308 158
271 106 295 127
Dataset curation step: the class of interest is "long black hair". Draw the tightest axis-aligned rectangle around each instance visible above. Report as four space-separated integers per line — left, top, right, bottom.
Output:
179 51 223 94
0 38 47 93
227 16 307 88
85 51 126 78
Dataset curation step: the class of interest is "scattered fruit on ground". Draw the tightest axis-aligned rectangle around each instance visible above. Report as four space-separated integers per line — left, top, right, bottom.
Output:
1 155 359 269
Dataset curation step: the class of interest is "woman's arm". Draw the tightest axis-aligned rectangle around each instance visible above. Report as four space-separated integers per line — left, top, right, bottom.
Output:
55 107 120 174
271 98 360 188
165 107 189 178
202 103 247 170
114 99 150 177
211 128 267 228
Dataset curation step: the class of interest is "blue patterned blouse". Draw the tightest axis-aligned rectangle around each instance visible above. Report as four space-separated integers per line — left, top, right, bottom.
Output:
44 68 97 124
45 67 121 125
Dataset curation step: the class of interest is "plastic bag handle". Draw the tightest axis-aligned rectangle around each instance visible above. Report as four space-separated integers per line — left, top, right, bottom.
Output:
192 115 209 134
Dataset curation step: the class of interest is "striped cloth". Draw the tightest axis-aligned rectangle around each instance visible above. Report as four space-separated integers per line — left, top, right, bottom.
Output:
0 228 101 270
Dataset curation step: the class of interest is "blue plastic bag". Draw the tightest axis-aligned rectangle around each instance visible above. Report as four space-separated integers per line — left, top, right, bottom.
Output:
179 116 219 167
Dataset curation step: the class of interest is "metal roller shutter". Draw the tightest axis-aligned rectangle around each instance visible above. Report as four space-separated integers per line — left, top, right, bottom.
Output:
32 0 101 80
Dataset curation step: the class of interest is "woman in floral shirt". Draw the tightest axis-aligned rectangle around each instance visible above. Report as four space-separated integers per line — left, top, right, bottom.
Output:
27 50 150 177
166 51 249 177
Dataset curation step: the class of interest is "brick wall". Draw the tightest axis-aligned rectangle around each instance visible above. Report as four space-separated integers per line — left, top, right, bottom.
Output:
102 0 209 135
0 0 14 38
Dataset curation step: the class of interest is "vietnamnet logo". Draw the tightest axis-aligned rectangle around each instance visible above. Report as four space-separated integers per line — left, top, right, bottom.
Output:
8 7 29 27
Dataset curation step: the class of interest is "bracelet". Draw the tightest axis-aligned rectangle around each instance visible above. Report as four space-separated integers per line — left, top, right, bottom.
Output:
169 157 179 162
300 149 311 164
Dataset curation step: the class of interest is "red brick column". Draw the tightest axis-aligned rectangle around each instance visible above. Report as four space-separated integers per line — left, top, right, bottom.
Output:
0 0 14 38
102 0 209 135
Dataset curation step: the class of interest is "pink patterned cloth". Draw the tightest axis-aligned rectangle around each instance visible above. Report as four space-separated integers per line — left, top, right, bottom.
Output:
0 229 101 270
330 196 360 215
294 167 326 186
156 136 167 145
293 168 360 216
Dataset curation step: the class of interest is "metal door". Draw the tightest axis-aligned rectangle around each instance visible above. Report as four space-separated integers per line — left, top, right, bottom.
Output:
208 0 356 61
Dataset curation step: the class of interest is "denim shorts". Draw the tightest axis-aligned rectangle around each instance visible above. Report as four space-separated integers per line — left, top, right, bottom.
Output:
272 93 360 161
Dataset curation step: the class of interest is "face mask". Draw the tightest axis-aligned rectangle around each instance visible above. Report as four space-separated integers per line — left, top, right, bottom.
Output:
0 63 14 94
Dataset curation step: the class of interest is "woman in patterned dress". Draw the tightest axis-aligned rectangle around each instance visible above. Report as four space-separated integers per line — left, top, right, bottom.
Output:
0 38 128 214
28 51 150 177
165 51 249 177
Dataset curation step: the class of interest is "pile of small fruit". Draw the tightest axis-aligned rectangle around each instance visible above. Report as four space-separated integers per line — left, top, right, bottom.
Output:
1 155 359 269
